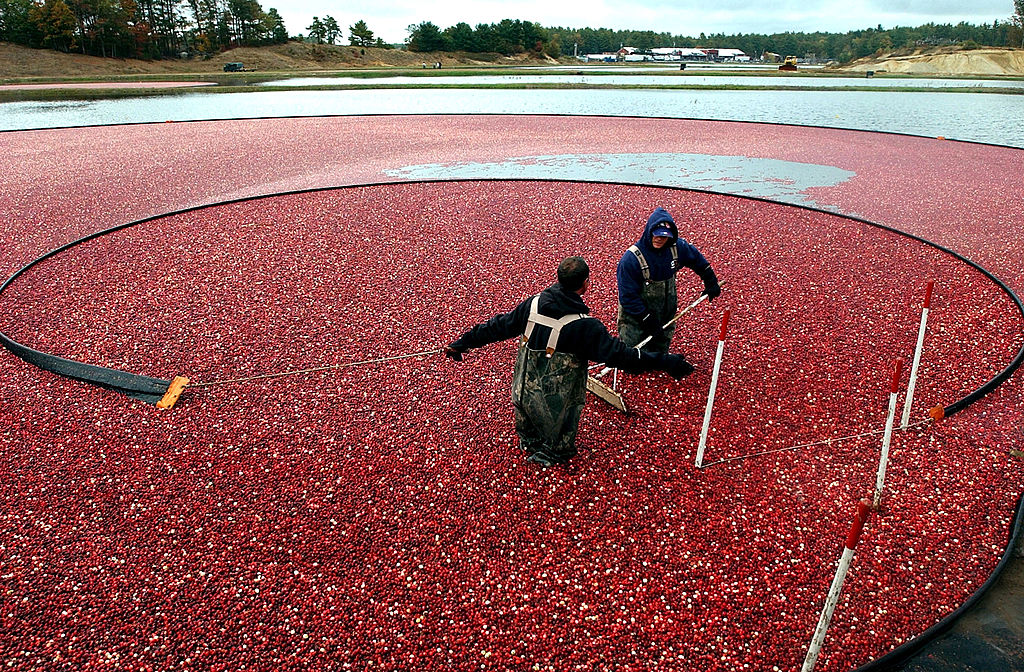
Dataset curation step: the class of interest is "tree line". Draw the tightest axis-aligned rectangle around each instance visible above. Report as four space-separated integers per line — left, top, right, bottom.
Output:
303 17 389 48
2 1 1023 61
0 0 288 58
406 17 1024 62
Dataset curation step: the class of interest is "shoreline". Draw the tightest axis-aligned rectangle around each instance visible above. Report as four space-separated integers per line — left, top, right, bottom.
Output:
3 77 1023 104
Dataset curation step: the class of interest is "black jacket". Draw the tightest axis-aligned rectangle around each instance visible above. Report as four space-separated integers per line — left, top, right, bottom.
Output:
451 283 669 373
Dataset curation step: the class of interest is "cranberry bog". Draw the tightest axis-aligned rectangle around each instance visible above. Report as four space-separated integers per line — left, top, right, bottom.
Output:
1 117 1022 671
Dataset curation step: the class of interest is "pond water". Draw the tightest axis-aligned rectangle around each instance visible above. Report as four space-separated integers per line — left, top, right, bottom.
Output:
3 87 1023 148
524 63 814 72
260 74 1024 90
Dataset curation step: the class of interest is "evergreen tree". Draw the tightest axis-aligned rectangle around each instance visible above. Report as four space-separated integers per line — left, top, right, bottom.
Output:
444 21 474 51
306 15 324 43
406 20 448 51
265 6 286 43
349 19 374 46
1014 0 1024 47
0 0 41 45
322 15 339 44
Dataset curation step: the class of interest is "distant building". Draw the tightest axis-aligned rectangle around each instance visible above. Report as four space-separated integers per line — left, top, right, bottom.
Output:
650 47 705 61
681 48 709 59
588 46 749 63
714 48 748 61
648 47 747 61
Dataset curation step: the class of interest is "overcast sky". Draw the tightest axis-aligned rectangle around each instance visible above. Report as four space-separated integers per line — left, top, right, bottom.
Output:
275 0 1015 45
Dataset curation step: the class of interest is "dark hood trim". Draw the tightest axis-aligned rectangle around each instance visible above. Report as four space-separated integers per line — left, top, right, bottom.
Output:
640 206 680 251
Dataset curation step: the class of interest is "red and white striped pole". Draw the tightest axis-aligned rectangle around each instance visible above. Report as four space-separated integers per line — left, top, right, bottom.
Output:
801 498 873 672
901 281 933 429
874 359 903 507
695 309 730 468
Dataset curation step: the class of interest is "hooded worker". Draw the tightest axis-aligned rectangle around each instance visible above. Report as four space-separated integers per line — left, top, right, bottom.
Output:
444 256 694 467
616 207 721 354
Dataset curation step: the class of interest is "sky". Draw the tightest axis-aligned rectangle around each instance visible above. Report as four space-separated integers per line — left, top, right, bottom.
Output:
274 0 1016 45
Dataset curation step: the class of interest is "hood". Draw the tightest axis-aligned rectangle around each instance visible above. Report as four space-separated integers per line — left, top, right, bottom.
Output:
639 207 679 250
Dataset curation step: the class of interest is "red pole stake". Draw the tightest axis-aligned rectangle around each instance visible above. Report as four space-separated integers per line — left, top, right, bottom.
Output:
902 281 933 428
802 499 873 671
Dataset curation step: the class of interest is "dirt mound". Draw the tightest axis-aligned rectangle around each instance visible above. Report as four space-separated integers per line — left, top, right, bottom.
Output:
0 41 560 80
0 42 188 77
840 46 1024 76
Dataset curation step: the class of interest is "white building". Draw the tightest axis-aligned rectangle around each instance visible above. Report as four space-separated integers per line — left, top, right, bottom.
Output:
715 48 749 61
649 47 698 61
613 46 749 63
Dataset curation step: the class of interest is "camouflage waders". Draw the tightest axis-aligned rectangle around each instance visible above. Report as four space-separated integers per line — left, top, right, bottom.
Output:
512 296 588 462
617 245 679 354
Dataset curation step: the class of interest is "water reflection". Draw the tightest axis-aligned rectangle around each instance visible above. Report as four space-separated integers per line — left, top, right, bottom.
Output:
3 88 1022 148
260 74 1024 90
384 152 857 208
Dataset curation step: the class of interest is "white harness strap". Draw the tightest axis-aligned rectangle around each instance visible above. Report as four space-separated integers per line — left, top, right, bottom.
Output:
522 296 587 358
629 244 678 283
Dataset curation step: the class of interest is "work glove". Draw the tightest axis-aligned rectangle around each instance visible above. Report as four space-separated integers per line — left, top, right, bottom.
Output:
444 342 468 362
701 266 721 302
662 354 695 380
640 313 664 340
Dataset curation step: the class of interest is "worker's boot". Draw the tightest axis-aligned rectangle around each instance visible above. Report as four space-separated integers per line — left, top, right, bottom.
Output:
527 449 569 467
526 443 577 467
526 451 557 467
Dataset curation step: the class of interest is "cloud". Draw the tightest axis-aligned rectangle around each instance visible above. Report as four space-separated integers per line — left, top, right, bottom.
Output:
863 0 1008 15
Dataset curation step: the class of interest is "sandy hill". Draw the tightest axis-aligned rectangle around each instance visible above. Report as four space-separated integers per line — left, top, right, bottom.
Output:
840 46 1024 76
4 41 1023 80
0 41 556 79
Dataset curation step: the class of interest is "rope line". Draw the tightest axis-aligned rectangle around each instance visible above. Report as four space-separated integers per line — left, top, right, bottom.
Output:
188 348 443 389
699 417 934 468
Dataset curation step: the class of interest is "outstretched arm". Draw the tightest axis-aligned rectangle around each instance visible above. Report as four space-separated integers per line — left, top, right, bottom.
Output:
445 298 532 359
576 319 694 380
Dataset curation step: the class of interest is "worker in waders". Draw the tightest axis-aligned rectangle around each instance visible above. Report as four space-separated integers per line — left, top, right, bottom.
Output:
617 207 721 354
444 256 694 467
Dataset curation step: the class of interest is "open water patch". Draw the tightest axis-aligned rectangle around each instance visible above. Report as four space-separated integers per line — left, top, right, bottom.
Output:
384 153 856 208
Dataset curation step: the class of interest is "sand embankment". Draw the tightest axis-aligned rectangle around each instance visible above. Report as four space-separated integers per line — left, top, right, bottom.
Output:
841 47 1024 76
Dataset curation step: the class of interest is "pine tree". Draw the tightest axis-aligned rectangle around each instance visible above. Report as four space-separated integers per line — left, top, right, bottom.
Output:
306 15 324 43
349 19 373 47
322 15 339 44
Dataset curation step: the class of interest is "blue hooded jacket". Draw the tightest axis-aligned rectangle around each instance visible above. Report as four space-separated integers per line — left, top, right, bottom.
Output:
616 207 710 317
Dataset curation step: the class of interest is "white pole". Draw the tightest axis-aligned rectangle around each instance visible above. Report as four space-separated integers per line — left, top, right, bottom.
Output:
801 499 873 672
901 281 933 429
696 310 730 468
874 359 903 507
